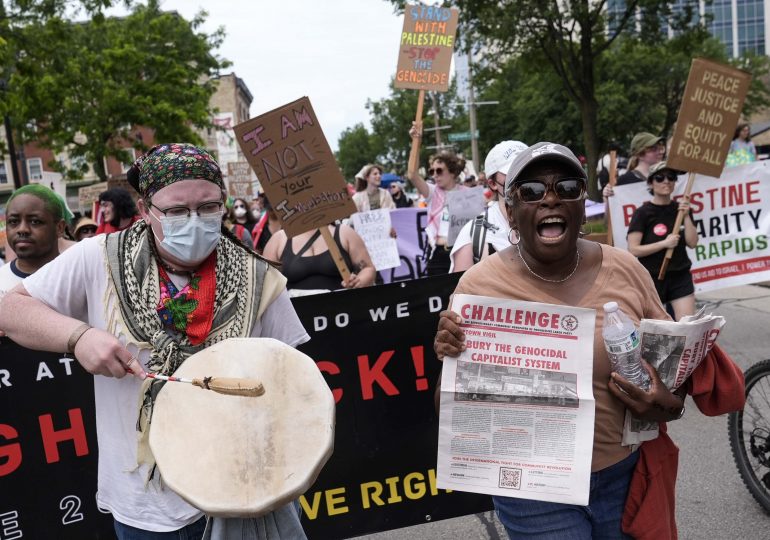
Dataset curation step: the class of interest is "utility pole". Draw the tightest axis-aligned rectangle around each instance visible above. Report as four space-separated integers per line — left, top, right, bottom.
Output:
467 52 480 173
3 114 22 189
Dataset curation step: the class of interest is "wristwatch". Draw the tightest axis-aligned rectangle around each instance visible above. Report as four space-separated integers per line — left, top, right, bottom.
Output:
673 402 686 420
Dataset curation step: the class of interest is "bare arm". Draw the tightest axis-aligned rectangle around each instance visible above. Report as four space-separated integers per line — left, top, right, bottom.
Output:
451 244 476 273
262 230 287 264
407 123 430 198
627 230 679 258
681 203 699 248
0 285 136 378
339 224 376 288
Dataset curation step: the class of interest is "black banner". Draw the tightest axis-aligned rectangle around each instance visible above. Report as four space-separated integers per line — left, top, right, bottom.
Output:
0 274 493 539
295 274 492 539
0 340 114 538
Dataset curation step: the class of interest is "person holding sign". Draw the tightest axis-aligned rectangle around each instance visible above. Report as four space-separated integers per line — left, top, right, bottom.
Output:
262 222 375 294
434 143 702 538
353 164 396 212
450 140 528 272
604 133 665 197
0 143 310 539
627 161 698 320
408 124 466 275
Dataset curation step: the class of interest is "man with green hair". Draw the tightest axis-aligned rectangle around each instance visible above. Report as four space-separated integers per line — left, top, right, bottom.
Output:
0 184 68 294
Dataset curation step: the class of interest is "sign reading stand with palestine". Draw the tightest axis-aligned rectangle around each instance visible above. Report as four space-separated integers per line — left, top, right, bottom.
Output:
395 4 459 92
667 58 751 177
233 96 356 238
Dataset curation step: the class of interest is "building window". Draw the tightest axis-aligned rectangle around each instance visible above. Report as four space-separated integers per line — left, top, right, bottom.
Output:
27 157 43 181
0 162 8 184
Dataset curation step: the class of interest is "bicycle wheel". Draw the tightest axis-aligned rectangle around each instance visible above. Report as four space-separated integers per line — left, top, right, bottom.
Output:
728 359 770 513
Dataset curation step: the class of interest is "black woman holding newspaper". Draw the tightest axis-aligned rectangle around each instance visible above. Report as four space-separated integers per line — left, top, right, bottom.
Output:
433 142 742 539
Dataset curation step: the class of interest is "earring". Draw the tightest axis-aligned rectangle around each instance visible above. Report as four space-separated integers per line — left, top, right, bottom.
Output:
579 221 592 238
508 228 520 245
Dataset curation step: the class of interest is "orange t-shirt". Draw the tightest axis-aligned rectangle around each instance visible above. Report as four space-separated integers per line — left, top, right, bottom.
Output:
453 243 670 472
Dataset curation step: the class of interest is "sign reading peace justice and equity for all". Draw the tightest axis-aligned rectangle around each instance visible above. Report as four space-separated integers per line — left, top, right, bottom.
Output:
233 97 356 238
394 4 459 92
667 58 751 177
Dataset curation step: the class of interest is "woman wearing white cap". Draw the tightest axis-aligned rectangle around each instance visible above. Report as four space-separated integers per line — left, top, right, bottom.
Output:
450 140 527 272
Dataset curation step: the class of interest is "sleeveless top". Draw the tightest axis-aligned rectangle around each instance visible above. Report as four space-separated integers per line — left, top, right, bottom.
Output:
281 225 354 291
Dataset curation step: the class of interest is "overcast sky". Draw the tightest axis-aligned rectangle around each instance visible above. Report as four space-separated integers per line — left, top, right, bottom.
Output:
124 0 405 151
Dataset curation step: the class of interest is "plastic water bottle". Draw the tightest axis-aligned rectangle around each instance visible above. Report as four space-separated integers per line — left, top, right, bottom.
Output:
602 302 650 390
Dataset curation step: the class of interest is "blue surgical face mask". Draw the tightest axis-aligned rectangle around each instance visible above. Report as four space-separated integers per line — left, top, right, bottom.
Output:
150 210 222 264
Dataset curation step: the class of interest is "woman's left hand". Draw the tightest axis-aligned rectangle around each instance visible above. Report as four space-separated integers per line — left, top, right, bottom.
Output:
678 199 690 213
390 227 398 239
608 360 685 422
341 272 361 289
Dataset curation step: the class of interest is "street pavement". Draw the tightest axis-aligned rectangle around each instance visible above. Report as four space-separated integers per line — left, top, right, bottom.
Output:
356 284 770 539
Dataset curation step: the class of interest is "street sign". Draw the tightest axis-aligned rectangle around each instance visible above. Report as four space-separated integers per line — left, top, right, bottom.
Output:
447 130 478 142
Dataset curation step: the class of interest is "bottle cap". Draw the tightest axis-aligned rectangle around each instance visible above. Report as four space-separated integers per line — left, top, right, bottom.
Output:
603 301 618 313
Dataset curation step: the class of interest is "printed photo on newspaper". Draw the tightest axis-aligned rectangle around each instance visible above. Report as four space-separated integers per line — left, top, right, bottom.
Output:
621 307 726 446
437 294 596 505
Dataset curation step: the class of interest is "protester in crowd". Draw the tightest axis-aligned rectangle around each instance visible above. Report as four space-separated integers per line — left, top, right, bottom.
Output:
604 133 664 199
627 161 698 320
726 122 757 166
389 180 413 208
73 217 98 241
450 140 528 272
227 196 255 247
262 222 375 294
596 147 629 191
250 194 265 221
408 123 466 275
462 175 477 188
252 196 282 254
434 142 707 538
96 188 140 234
353 164 396 212
0 143 310 539
0 184 67 295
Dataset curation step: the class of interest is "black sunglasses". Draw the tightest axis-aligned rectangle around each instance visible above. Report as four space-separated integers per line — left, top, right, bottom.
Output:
512 178 586 203
428 166 445 176
651 172 678 183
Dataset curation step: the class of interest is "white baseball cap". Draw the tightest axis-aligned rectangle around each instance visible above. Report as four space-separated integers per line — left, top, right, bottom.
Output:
484 140 528 177
505 142 587 197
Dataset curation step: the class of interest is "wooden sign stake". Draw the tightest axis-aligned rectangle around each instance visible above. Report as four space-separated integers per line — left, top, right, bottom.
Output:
658 171 696 280
605 150 617 247
319 227 352 282
407 90 425 179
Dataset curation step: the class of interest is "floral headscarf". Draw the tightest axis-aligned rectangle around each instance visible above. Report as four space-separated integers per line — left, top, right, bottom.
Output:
128 143 224 199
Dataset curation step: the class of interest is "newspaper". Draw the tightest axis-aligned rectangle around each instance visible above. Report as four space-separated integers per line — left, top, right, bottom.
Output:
437 294 596 505
621 307 726 445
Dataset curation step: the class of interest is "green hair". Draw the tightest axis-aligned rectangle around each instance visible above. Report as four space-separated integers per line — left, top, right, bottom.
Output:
7 184 73 224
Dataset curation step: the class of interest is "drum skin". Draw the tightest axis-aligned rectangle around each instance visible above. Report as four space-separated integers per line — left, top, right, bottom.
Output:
149 337 335 517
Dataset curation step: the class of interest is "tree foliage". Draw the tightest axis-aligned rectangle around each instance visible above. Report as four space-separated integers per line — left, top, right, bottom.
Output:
6 0 228 180
336 123 376 180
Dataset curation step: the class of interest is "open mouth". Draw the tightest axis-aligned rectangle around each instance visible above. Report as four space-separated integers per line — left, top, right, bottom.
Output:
537 216 567 241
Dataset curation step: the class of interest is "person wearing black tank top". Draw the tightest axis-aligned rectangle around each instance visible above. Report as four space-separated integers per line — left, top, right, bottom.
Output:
262 223 376 293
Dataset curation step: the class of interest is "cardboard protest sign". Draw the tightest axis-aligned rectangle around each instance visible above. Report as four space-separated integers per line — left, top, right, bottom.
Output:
77 182 108 214
0 205 6 248
227 161 255 199
607 161 770 292
233 96 356 238
668 58 751 177
351 209 400 271
395 4 459 92
446 187 486 245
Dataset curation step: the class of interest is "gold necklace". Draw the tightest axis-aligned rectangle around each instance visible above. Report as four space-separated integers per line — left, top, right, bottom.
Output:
516 244 580 283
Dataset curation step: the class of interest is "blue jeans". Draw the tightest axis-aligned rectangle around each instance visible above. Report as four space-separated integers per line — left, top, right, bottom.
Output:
114 516 206 540
494 451 639 539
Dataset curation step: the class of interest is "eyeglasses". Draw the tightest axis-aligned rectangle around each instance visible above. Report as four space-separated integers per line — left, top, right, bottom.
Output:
511 178 586 203
428 166 445 176
651 173 677 183
150 200 223 218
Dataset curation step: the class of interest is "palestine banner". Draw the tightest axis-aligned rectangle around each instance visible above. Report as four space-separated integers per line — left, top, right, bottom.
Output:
607 161 770 291
0 274 492 539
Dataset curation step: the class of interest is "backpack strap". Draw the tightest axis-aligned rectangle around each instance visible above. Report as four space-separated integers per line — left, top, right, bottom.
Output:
470 207 490 264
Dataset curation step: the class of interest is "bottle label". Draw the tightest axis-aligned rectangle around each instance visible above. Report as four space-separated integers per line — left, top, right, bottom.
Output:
604 329 640 354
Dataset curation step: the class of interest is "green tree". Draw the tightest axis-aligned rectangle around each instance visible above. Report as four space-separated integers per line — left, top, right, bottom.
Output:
336 123 376 180
8 0 228 180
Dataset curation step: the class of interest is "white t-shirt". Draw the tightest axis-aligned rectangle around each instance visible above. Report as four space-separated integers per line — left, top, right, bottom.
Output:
23 236 310 532
0 260 29 298
449 203 511 272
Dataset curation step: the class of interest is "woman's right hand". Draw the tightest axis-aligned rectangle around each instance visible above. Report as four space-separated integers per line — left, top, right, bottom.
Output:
409 121 422 140
661 233 680 249
602 185 614 198
73 328 144 378
434 310 466 360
